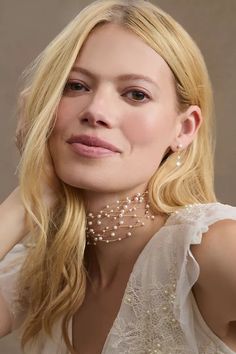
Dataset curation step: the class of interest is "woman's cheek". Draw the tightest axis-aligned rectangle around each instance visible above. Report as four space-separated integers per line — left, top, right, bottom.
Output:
122 112 170 145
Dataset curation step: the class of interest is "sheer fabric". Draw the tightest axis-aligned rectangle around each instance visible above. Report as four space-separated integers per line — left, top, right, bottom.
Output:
0 202 236 354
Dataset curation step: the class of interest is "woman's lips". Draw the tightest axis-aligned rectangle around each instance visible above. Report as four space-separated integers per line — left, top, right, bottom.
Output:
69 142 119 158
67 134 121 158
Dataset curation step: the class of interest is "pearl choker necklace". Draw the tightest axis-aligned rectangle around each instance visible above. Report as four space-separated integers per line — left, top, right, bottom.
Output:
86 191 156 245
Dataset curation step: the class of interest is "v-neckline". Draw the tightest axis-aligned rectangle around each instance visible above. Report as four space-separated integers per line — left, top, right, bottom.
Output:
70 217 172 353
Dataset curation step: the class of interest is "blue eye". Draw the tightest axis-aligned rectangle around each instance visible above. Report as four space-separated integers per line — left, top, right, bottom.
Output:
124 90 150 102
63 81 88 93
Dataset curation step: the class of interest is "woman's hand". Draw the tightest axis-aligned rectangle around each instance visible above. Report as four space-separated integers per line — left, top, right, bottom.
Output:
0 92 62 259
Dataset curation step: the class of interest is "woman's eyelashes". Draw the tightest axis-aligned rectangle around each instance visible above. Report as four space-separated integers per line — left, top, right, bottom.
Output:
63 80 151 103
63 81 89 93
122 89 150 102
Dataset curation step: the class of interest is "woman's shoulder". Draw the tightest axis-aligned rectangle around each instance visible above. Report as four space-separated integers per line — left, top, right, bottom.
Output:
189 207 236 337
188 203 236 278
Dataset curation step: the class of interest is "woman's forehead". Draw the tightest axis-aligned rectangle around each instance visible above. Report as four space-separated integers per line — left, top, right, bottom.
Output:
74 23 174 86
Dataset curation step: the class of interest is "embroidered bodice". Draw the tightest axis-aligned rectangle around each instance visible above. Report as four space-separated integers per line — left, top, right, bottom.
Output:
1 202 236 354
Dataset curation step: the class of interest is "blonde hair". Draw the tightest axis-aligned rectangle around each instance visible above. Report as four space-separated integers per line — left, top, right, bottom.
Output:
17 0 216 352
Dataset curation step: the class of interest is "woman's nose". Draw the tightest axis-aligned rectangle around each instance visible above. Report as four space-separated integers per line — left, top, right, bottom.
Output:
79 88 117 129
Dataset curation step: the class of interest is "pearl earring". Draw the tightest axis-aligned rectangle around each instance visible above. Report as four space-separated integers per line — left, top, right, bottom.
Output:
176 144 183 167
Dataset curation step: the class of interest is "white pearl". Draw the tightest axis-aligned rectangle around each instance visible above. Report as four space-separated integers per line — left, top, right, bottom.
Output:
111 232 115 237
97 214 101 218
97 221 101 225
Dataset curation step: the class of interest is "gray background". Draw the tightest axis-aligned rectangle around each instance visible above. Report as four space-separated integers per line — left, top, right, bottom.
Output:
0 0 236 352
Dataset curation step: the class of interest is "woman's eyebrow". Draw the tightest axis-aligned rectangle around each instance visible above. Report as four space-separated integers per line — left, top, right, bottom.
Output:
71 66 160 91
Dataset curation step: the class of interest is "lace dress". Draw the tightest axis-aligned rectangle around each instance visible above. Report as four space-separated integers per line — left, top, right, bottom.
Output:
0 202 236 354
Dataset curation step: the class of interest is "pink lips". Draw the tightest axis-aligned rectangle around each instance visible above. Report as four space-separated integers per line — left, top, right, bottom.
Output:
66 134 121 158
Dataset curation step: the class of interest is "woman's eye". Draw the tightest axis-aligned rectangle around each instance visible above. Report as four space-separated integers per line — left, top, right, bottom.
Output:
124 90 150 102
63 81 88 93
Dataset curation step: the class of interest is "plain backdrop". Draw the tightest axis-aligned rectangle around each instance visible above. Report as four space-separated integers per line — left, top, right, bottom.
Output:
0 0 236 352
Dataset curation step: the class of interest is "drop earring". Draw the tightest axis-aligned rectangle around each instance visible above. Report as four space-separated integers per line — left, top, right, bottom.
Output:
176 143 183 167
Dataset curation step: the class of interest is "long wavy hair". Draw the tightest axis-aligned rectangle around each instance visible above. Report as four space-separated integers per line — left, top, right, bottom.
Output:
17 0 216 352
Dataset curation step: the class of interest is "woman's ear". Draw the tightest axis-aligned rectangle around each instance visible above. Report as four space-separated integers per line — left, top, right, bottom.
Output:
170 105 203 151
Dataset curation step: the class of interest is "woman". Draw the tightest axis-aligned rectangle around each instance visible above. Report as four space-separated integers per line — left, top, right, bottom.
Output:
0 0 236 353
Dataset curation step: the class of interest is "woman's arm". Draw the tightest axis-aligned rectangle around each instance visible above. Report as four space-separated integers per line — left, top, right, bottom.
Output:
191 219 236 349
0 187 29 261
0 187 29 337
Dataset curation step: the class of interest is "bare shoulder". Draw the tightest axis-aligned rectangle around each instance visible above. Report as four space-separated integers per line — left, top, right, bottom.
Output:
191 218 236 273
191 218 236 326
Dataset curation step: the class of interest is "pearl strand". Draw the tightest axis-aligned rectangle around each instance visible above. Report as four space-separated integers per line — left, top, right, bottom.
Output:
86 191 156 245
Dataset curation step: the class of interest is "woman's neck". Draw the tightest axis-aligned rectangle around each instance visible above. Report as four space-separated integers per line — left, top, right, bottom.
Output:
83 186 168 290
85 190 155 245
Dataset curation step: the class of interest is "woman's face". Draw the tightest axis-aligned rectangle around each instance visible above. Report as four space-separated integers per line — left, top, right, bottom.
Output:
49 24 183 193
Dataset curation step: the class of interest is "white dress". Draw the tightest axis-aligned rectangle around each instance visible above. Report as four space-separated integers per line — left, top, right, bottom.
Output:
0 202 236 354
